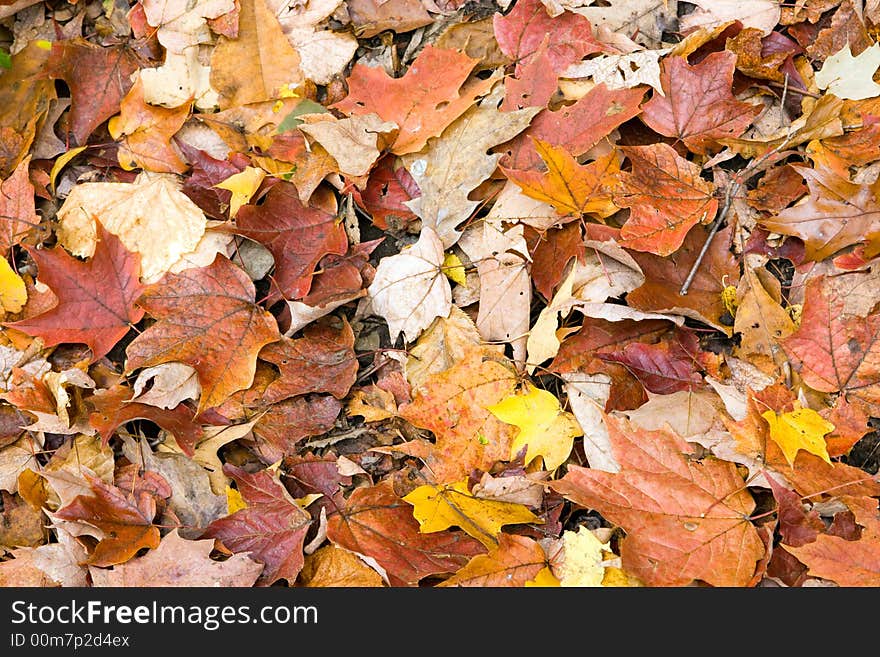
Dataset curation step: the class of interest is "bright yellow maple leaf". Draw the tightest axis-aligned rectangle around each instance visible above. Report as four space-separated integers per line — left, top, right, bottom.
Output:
0 257 26 317
214 167 267 218
761 406 834 466
488 383 583 470
403 478 540 548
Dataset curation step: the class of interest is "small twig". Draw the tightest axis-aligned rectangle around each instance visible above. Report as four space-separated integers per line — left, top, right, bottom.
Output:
679 188 737 295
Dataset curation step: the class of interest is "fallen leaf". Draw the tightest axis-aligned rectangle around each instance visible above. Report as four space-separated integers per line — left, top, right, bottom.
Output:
404 478 540 547
815 43 880 100
326 481 485 586
0 157 40 257
202 464 311 585
332 45 496 156
90 528 262 586
298 114 398 178
142 0 236 53
299 544 384 587
762 407 835 466
551 413 764 586
214 166 266 218
6 222 144 361
124 254 281 413
439 533 546 587
487 383 582 470
679 0 781 35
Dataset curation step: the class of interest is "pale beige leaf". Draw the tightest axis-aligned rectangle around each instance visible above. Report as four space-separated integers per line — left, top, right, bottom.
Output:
140 46 219 111
299 114 398 178
815 43 880 101
285 27 358 86
366 226 452 343
0 526 88 586
132 363 201 409
562 372 619 473
56 172 208 283
679 0 781 35
485 180 559 231
142 0 235 54
0 436 41 494
561 49 669 95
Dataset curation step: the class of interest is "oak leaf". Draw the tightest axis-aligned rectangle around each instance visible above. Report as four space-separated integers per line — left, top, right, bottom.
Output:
326 481 485 586
641 51 762 154
439 533 547 587
90 528 263 586
202 464 311 585
53 472 162 567
551 414 764 586
403 478 540 548
331 45 496 156
614 143 718 255
124 254 281 413
6 222 144 361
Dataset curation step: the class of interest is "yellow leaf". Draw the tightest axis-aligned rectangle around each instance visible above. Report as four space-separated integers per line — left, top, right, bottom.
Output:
761 407 834 466
226 486 247 514
49 146 87 193
403 478 540 548
0 257 26 316
214 167 267 218
525 566 561 587
442 252 467 286
601 565 644 587
555 526 608 587
488 383 583 470
294 493 323 508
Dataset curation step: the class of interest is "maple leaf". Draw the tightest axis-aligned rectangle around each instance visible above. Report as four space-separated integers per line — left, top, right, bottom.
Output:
402 102 541 248
366 226 452 344
90 528 263 586
613 143 718 255
331 45 496 156
142 0 236 54
108 75 191 174
299 544 385 587
357 155 419 230
46 38 141 146
487 383 583 471
781 274 880 405
6 221 144 361
53 472 162 567
760 164 880 261
501 84 645 172
397 347 518 483
439 533 547 587
124 254 281 413
597 336 704 395
209 0 304 109
762 407 835 467
502 141 621 219
641 51 762 154
202 464 310 585
815 43 880 100
551 414 765 587
786 495 880 586
326 481 485 586
0 157 40 257
492 0 603 75
403 478 540 548
232 181 348 302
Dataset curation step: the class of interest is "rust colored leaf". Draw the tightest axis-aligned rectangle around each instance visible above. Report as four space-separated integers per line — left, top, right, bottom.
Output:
6 222 144 361
502 84 645 171
766 474 823 548
0 157 40 257
177 142 249 221
46 38 142 146
787 495 880 586
746 164 808 213
108 76 190 174
282 451 351 520
760 164 880 261
528 221 585 301
54 472 161 567
551 414 765 587
439 533 546 586
614 143 718 255
626 223 740 333
232 181 348 302
492 0 602 75
86 385 204 456
641 51 762 154
397 348 518 483
250 395 342 461
124 254 281 413
782 275 880 405
326 481 485 586
260 316 357 402
598 337 704 395
202 464 311 585
331 45 495 155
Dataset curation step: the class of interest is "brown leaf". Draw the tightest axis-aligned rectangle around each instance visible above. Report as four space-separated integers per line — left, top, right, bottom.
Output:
124 254 281 413
299 544 384 586
326 481 485 586
439 533 547 586
53 472 161 567
90 528 262 586
0 157 40 257
202 464 311 585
